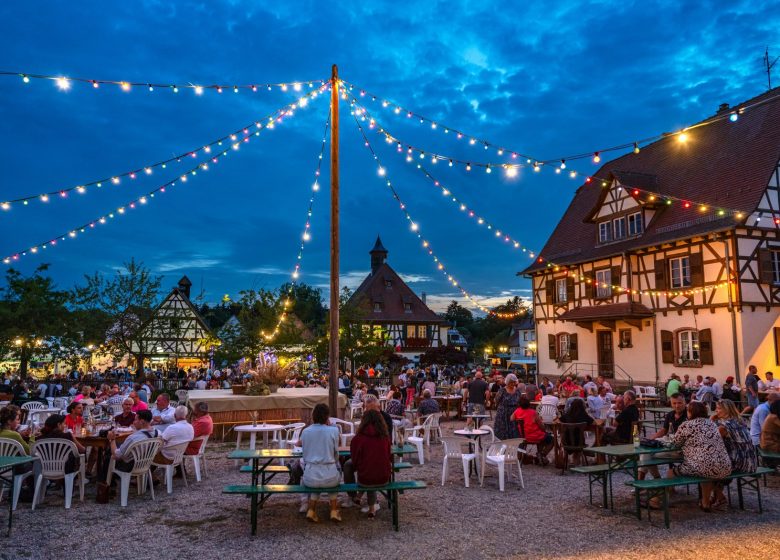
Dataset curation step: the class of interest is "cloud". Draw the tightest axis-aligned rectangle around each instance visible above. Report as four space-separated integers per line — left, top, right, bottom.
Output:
157 258 221 272
242 266 289 275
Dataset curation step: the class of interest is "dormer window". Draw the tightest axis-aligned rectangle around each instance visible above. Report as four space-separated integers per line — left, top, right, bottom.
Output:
384 279 392 288
628 212 643 236
613 216 627 240
373 302 382 312
404 303 412 313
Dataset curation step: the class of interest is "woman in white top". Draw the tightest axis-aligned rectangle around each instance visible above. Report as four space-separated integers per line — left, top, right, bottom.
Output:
301 403 342 522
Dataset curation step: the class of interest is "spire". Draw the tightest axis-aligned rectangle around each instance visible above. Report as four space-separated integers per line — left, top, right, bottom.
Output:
369 235 388 273
177 275 192 299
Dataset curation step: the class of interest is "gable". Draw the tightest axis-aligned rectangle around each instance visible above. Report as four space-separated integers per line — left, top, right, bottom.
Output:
746 157 780 228
592 180 643 220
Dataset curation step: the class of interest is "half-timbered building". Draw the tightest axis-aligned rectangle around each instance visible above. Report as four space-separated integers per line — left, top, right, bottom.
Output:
348 237 448 362
130 276 216 369
522 88 780 386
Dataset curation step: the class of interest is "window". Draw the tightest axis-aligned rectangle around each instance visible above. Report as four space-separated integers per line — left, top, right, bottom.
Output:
669 256 691 288
558 333 570 358
678 330 700 363
418 325 427 338
598 222 612 243
556 278 568 303
619 329 632 348
384 280 392 288
403 303 412 313
595 269 612 299
373 302 382 313
772 251 780 285
628 212 643 236
613 216 627 240
406 325 416 339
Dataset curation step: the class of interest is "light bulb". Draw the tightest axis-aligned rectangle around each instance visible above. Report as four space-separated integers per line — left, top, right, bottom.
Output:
194 86 204 95
56 77 70 91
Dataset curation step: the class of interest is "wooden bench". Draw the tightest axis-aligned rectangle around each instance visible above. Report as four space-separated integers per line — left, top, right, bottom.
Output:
571 457 681 507
224 480 427 534
628 467 773 528
237 462 413 484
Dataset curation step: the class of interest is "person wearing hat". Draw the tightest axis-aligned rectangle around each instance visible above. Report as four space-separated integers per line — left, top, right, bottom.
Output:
722 376 741 403
185 401 213 455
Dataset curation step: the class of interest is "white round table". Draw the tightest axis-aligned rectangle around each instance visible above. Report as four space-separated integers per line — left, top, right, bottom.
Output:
453 428 490 476
234 423 284 466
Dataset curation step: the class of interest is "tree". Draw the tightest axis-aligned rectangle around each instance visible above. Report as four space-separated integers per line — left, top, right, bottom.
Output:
418 345 468 367
444 300 473 327
0 265 71 375
70 258 162 372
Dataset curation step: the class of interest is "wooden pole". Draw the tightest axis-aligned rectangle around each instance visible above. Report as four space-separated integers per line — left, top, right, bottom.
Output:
328 64 340 415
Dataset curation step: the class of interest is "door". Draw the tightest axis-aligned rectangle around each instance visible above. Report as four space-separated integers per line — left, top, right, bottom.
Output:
597 330 614 378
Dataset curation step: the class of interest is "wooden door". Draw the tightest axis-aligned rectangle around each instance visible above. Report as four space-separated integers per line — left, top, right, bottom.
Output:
597 330 614 378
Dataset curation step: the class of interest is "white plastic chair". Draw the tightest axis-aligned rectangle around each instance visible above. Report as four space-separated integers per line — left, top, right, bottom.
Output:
404 414 436 465
480 438 526 492
441 437 477 488
107 403 124 417
644 386 657 397
30 439 86 509
28 410 57 431
107 437 161 507
175 390 189 404
0 438 33 511
152 441 190 494
537 403 559 424
429 412 443 442
349 401 364 420
183 435 209 482
21 401 46 412
481 424 497 446
330 418 356 447
53 397 70 411
279 423 306 450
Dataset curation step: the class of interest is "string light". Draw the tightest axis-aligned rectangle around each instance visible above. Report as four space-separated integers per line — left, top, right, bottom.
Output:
2 71 327 94
2 91 323 266
263 110 332 342
0 85 328 209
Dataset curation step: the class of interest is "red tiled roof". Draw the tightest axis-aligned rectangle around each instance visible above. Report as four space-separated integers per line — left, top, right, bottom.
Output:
348 262 444 323
522 87 780 274
558 302 654 321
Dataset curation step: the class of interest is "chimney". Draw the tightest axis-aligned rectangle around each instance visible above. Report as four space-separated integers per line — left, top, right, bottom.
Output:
717 102 730 114
177 275 192 299
421 292 427 305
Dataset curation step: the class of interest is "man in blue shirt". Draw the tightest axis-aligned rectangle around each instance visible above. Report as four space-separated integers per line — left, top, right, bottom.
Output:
750 392 778 445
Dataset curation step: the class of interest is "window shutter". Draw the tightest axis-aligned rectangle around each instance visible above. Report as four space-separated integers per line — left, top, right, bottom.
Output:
584 277 593 299
699 328 713 365
660 330 674 363
545 280 554 303
548 334 557 360
759 249 774 284
566 277 575 302
655 259 667 291
569 333 578 360
689 252 704 287
611 265 622 295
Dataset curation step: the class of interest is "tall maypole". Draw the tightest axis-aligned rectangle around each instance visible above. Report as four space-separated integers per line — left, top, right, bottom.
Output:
328 64 340 414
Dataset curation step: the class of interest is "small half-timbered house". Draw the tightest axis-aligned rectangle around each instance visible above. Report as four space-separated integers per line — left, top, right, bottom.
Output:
522 88 780 385
348 237 448 362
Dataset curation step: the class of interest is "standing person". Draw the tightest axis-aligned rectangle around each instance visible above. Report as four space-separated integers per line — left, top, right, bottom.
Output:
465 371 489 416
301 403 341 523
403 368 416 409
744 365 760 412
342 409 391 518
493 374 522 440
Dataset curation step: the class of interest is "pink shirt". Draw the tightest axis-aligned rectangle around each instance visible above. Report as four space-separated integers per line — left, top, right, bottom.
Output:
186 414 213 455
132 400 149 413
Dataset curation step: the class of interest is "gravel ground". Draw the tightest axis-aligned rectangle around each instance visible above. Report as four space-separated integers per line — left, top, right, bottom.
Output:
3 422 779 560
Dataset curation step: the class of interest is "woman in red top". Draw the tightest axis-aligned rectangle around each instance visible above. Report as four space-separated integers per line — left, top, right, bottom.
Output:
346 409 391 518
511 396 554 466
64 402 84 432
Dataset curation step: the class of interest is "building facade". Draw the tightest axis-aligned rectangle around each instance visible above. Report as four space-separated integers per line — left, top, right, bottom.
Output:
348 237 448 362
507 316 537 374
522 89 780 386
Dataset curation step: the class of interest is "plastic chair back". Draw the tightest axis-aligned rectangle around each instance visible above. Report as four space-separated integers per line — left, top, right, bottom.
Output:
21 401 46 411
0 437 26 457
31 439 79 478
159 441 189 466
187 435 209 457
538 403 559 424
441 436 469 458
125 437 162 475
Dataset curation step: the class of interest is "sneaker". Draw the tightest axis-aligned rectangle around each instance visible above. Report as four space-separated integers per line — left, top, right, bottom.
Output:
361 503 380 514
330 509 342 522
306 508 320 523
340 499 353 509
299 501 309 514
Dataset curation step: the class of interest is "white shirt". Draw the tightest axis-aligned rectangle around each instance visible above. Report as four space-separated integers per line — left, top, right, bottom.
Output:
161 420 194 459
759 379 780 390
195 380 207 390
541 394 559 406
152 406 176 432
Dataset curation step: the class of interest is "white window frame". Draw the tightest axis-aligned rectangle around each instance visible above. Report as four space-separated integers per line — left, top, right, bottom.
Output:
373 302 382 313
613 216 627 240
595 269 612 299
628 212 643 236
403 303 412 313
558 333 570 359
772 250 780 285
669 256 691 289
598 222 612 243
678 330 700 363
556 278 568 303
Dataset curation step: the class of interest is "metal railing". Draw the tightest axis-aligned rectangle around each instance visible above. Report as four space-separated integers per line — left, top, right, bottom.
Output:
559 362 634 388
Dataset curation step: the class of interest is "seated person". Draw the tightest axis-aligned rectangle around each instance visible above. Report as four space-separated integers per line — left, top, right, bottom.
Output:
586 387 605 417
113 398 136 428
559 398 594 465
511 396 554 465
384 390 405 417
602 390 639 445
107 410 159 472
64 402 85 432
185 402 213 455
417 390 440 416
760 400 780 467
37 414 86 473
153 406 194 466
150 394 176 432
300 404 341 522
0 405 32 454
639 392 687 480
342 409 391 518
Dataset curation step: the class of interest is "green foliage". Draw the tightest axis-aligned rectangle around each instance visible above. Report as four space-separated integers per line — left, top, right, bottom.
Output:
419 345 468 367
444 300 474 327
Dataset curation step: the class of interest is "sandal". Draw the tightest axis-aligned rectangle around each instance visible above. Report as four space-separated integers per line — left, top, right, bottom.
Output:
712 497 728 509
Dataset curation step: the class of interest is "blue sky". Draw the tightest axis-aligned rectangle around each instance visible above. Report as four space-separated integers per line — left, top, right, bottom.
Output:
1 0 778 312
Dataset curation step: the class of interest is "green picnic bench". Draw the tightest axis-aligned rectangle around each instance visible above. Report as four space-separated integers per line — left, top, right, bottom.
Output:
224 480 426 533
627 467 773 528
758 448 780 468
